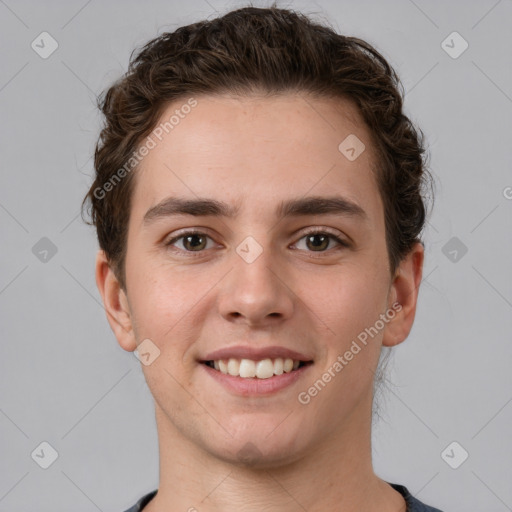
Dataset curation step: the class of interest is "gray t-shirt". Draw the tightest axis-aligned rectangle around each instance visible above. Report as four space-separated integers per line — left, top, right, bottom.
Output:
123 483 444 511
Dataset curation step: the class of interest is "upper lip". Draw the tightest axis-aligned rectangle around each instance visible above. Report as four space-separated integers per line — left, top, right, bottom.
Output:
200 345 314 362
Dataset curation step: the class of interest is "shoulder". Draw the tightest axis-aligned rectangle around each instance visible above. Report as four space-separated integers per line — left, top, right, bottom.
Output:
389 482 445 512
122 489 158 512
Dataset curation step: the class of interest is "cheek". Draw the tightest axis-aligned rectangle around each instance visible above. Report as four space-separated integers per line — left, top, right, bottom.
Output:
308 263 388 345
127 261 216 357
128 254 192 319
301 271 386 416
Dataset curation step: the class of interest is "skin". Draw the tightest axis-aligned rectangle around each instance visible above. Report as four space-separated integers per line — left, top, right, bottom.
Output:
96 92 424 512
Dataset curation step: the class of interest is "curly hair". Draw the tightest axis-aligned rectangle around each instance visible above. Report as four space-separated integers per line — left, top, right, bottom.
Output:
81 4 433 292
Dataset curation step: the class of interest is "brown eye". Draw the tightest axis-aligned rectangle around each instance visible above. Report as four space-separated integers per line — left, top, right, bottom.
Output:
181 234 207 251
166 231 213 252
305 233 330 251
294 229 348 253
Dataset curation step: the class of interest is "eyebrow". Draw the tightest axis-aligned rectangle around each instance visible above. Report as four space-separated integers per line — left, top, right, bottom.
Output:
142 195 368 226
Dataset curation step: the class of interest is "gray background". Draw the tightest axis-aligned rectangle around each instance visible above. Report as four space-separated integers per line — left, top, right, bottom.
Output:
1 0 511 510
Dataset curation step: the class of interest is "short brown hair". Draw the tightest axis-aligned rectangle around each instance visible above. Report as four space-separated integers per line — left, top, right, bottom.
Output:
81 4 433 291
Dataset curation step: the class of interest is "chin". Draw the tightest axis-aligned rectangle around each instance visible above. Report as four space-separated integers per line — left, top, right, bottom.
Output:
204 427 307 469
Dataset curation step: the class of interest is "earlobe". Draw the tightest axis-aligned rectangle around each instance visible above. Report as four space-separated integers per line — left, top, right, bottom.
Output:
382 242 424 347
95 250 138 352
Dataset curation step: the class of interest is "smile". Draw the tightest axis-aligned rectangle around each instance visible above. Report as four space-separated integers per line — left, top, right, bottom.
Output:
203 357 313 379
200 358 314 396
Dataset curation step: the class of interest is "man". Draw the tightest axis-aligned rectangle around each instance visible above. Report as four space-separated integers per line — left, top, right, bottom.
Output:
83 5 442 511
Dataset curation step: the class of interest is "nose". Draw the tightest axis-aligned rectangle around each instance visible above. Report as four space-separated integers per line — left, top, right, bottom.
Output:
217 243 295 327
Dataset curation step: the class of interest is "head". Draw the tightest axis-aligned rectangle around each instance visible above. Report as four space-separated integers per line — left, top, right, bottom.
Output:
84 5 432 466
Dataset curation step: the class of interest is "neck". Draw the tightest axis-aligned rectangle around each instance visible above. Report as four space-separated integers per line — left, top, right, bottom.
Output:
143 393 406 512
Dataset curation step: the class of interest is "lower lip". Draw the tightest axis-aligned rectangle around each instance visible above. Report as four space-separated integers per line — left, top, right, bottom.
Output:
200 363 313 396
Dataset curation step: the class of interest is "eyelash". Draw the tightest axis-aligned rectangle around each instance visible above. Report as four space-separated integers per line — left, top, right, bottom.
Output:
164 228 349 257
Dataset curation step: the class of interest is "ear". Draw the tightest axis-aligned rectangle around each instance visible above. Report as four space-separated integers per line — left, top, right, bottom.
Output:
382 242 424 347
95 249 137 352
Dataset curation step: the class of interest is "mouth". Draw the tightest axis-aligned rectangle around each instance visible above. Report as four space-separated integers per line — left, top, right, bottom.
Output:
197 345 314 395
201 358 314 379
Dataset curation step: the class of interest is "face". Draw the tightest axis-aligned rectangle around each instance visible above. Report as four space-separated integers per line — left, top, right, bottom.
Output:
97 93 423 467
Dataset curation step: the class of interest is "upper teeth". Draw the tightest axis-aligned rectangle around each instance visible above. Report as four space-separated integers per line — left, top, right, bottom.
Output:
212 358 301 379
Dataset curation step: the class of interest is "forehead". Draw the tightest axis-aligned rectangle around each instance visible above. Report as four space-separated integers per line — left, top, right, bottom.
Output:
130 93 382 226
